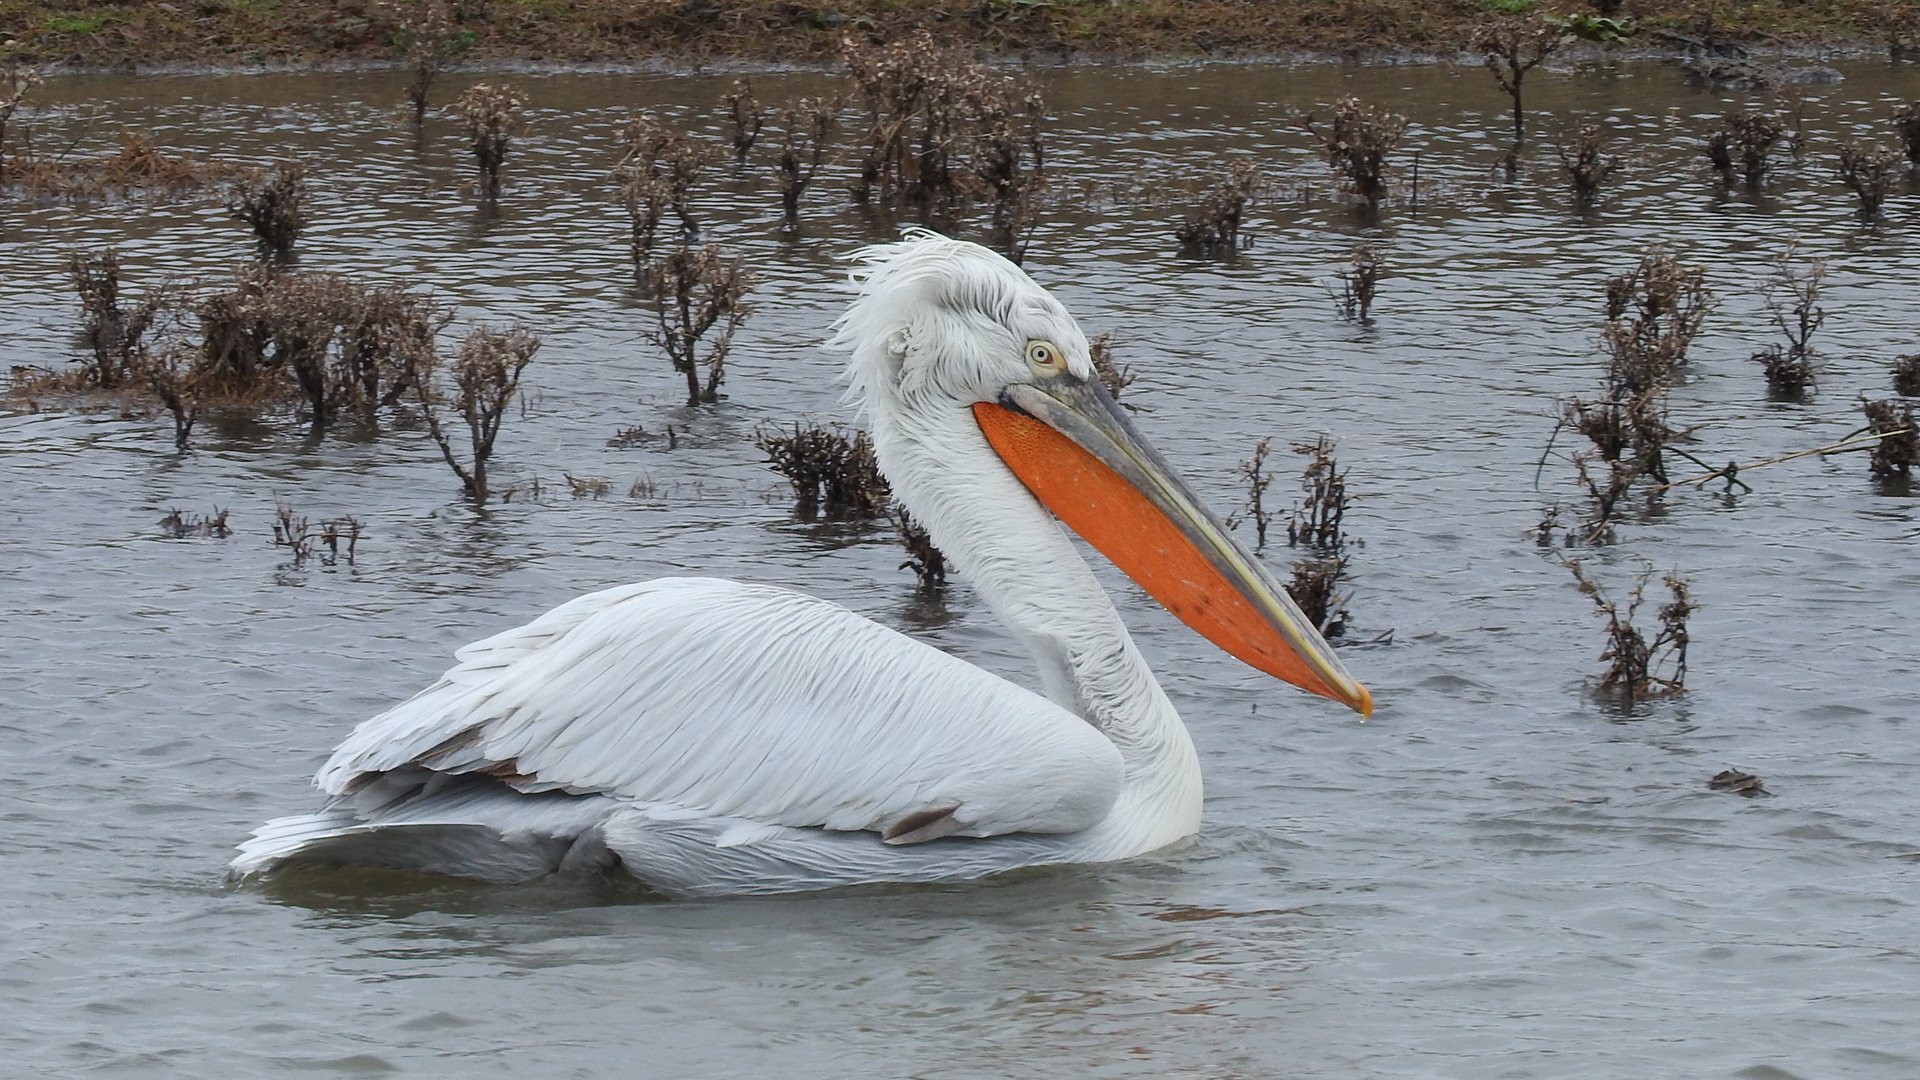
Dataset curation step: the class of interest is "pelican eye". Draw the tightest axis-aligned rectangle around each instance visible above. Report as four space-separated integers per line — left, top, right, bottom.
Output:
1026 340 1064 371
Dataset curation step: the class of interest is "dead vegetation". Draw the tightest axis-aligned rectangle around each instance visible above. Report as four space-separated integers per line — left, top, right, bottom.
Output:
615 113 713 273
391 0 472 122
1285 436 1353 638
225 162 307 260
1862 398 1917 479
891 506 948 592
1557 121 1615 208
1230 435 1353 637
193 265 447 430
1708 769 1767 796
416 325 540 503
1226 436 1277 550
1334 243 1386 322
565 473 611 499
640 245 755 407
3 132 237 201
1704 109 1788 186
1303 97 1407 206
70 250 173 391
451 82 523 199
721 80 764 163
0 60 40 172
1896 101 1920 164
158 508 231 538
1088 332 1135 402
754 423 888 519
273 502 363 566
1601 248 1710 396
1753 251 1825 400
1562 559 1695 702
1286 436 1349 550
1550 249 1710 543
1473 17 1567 143
1893 354 1920 397
770 97 837 229
1175 160 1257 254
1836 139 1897 217
754 421 952 588
842 30 1047 250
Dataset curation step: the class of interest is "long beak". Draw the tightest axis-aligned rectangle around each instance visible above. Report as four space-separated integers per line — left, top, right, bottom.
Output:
972 376 1372 716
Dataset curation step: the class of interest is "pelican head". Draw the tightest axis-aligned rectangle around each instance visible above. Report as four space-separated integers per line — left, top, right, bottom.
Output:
834 232 1371 717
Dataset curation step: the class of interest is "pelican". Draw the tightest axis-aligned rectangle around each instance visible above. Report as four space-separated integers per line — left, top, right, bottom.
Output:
233 233 1371 897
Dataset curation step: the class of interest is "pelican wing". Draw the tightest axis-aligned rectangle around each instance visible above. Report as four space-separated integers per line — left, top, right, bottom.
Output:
316 578 1124 840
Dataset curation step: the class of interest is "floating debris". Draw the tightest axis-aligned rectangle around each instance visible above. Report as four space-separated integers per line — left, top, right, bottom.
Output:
158 508 230 539
1708 769 1767 796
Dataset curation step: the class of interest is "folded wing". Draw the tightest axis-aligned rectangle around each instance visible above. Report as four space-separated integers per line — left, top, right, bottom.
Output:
317 577 1124 840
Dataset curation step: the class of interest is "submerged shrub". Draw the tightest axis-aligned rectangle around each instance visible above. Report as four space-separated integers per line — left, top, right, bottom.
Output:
1175 161 1257 254
754 422 888 519
451 82 523 199
225 162 307 260
416 325 540 503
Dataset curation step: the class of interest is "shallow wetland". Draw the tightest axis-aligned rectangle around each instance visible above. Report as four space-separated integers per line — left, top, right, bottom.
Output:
3 53 1919 1078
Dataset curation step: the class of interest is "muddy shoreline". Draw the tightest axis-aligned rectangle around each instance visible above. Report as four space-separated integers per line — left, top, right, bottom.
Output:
1 1 1907 74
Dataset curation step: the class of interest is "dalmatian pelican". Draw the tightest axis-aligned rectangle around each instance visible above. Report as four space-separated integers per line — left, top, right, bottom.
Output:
233 232 1370 897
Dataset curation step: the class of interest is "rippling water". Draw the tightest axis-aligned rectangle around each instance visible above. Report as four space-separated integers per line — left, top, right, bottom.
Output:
4 57 1918 1078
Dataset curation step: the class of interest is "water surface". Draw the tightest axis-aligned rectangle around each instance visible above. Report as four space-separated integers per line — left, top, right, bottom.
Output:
4 57 1918 1079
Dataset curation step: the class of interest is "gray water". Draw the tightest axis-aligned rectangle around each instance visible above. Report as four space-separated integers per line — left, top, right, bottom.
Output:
3 56 1918 1079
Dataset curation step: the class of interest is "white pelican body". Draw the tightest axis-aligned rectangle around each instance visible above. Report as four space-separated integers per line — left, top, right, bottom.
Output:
234 234 1369 897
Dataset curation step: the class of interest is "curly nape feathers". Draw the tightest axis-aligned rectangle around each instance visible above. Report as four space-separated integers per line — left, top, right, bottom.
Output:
832 230 1090 414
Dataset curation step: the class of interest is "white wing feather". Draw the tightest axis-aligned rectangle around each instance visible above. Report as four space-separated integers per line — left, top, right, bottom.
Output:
317 578 1124 839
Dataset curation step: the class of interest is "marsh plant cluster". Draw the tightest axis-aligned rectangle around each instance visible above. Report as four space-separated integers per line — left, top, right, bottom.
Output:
6 28 1918 671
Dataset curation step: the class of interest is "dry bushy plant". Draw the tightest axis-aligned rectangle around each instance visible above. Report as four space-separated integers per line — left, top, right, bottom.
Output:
1563 559 1695 701
641 244 754 407
1175 160 1257 254
754 423 889 519
1753 252 1825 399
1225 434 1354 635
193 266 445 427
891 506 948 592
391 0 472 122
1557 121 1615 208
842 30 1047 236
1087 332 1135 401
1305 96 1407 205
1863 398 1917 479
1896 101 1920 164
416 325 539 502
1226 436 1277 550
1893 353 1920 397
225 162 307 259
615 113 713 272
770 97 836 228
139 343 201 449
1288 556 1350 639
1553 249 1708 542
1474 18 1566 142
450 82 523 199
1704 110 1787 186
273 502 363 566
1836 139 1897 217
721 80 764 162
1335 243 1386 321
69 250 172 390
1601 248 1710 395
0 60 40 173
1287 435 1350 550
